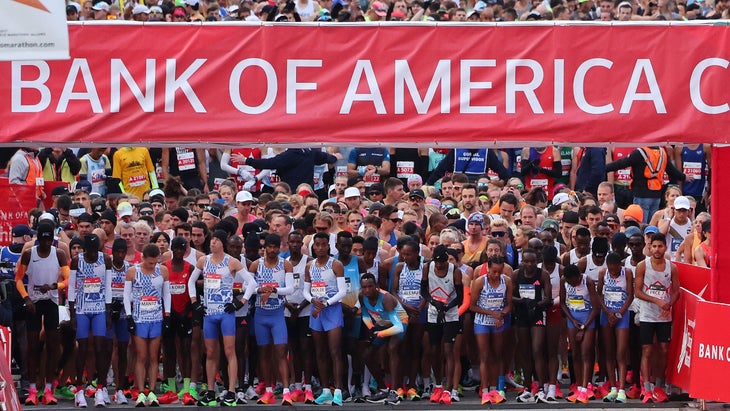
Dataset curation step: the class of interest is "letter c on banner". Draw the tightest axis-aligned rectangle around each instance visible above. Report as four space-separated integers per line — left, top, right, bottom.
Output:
229 58 277 114
690 58 730 114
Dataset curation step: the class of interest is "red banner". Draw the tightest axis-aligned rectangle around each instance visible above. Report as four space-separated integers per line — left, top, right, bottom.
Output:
0 180 37 246
711 146 730 303
667 288 699 391
0 327 20 411
675 262 711 298
1 23 730 147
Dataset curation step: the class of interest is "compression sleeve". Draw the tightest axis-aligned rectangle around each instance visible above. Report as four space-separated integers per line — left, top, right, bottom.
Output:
67 270 77 302
235 269 256 301
220 152 239 175
303 281 313 303
105 270 113 304
162 280 171 315
458 285 471 316
274 272 294 296
148 172 158 189
361 306 374 330
326 276 348 306
15 264 28 299
124 280 133 317
188 267 202 299
445 284 464 311
377 309 405 338
58 265 69 290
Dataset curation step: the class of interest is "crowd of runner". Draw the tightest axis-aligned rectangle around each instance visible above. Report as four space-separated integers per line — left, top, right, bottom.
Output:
0 145 708 407
64 0 729 24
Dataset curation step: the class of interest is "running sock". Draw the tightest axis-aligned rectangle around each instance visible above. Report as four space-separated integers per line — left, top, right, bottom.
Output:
497 376 505 392
548 384 556 397
323 388 331 395
190 382 197 392
304 384 312 392
334 388 342 396
482 388 489 394
283 388 290 395
294 382 302 391
29 383 36 390
644 381 652 392
423 377 431 388
266 386 274 393
183 378 190 390
656 378 664 389
167 378 176 392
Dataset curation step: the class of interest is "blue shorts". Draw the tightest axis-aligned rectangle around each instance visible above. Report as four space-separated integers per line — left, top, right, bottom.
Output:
76 312 106 339
310 303 343 332
136 321 162 339
600 311 630 329
567 310 595 329
203 312 236 339
474 322 506 335
254 310 288 346
106 316 130 342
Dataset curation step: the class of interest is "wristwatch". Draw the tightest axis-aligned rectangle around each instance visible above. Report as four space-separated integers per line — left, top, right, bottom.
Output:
324 301 330 307
579 324 586 330
615 313 623 319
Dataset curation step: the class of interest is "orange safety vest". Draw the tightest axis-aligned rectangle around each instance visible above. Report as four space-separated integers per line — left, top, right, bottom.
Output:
24 152 44 198
636 147 667 191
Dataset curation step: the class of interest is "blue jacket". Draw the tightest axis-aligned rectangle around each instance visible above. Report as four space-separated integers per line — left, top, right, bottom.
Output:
246 149 337 190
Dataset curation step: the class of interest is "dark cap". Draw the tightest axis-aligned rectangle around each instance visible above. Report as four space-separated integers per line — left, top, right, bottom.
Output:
242 222 263 238
37 221 55 239
264 233 281 247
368 202 384 213
205 206 223 220
604 214 620 224
562 210 579 224
171 208 189 222
52 185 70 196
12 224 35 237
244 232 261 251
211 229 228 245
171 236 188 250
432 244 449 263
367 183 384 195
445 207 461 219
112 238 128 252
77 212 96 224
84 234 100 251
149 195 165 205
408 188 426 200
363 236 379 251
91 198 106 213
100 209 117 226
75 180 92 193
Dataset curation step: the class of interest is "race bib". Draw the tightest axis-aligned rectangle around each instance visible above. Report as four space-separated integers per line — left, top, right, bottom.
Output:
530 179 548 189
345 277 351 292
519 284 536 300
616 169 632 183
35 177 45 186
396 161 414 179
648 285 667 300
84 277 101 294
213 177 226 191
111 282 124 298
269 173 281 184
336 166 348 178
568 298 585 311
205 273 222 290
671 237 682 252
401 287 420 301
140 296 159 312
177 151 196 171
129 174 146 187
364 173 380 186
170 283 186 295
604 290 623 303
233 282 243 292
311 281 327 298
485 297 503 310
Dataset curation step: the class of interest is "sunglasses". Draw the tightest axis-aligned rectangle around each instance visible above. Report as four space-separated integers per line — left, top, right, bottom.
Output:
390 218 402 223
491 231 506 237
140 210 154 216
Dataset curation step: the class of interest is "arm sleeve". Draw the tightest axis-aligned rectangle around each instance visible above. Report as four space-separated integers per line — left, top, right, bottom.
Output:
425 150 455 185
124 280 133 317
458 285 471 316
488 150 511 182
314 151 337 165
420 277 433 305
67 270 77 302
64 150 82 175
538 161 563 178
275 272 294 296
105 270 113 304
303 280 313 303
58 265 69 290
162 280 171 315
666 160 686 182
148 171 158 189
236 269 257 301
361 304 374 330
377 309 405 338
15 264 28 299
220 152 239 175
188 267 202 299
326 276 348 306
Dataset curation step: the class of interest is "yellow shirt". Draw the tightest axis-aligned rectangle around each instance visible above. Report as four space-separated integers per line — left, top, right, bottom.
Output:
112 148 155 198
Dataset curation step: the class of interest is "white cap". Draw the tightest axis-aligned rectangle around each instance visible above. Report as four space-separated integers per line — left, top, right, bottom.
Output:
132 4 150 14
39 212 56 222
674 196 691 210
92 2 109 11
149 188 165 198
236 190 254 203
552 192 570 206
117 202 133 218
344 187 361 198
68 1 82 12
328 184 336 194
228 4 239 12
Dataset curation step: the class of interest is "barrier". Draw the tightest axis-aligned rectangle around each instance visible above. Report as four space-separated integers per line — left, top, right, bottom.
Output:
0 326 19 411
0 180 38 247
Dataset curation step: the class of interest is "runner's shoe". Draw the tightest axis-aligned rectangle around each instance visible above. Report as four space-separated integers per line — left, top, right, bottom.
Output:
536 390 549 403
505 373 524 391
396 387 405 400
566 390 579 403
245 385 259 401
85 385 97 398
653 387 670 403
352 386 365 403
304 388 315 404
282 391 293 406
491 390 507 404
641 389 654 404
74 389 87 408
136 392 147 408
430 386 443 403
254 381 266 395
115 389 129 405
235 388 247 405
616 390 627 403
55 384 75 400
439 390 452 405
576 390 589 404
586 383 596 400
257 391 276 405
481 391 491 405
407 387 420 401
516 389 535 403
42 387 58 405
146 392 159 406
555 387 564 399
182 391 196 406
627 384 642 399
197 390 218 407
222 391 237 407
158 391 179 404
25 387 38 406
603 387 618 402
332 390 344 406
421 384 432 400
385 390 401 405
291 388 304 402
366 390 389 404
94 389 106 407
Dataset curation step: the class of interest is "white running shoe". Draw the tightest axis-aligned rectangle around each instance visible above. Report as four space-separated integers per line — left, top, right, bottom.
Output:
75 390 88 408
101 387 111 404
115 389 128 405
516 390 535 403
94 389 105 407
245 386 259 400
